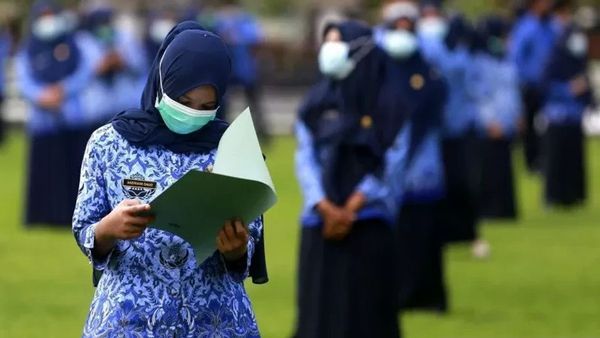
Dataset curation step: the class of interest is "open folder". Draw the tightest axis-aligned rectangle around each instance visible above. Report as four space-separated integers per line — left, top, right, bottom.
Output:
148 108 277 263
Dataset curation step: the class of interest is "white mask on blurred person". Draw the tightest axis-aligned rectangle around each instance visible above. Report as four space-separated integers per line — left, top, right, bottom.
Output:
566 32 588 57
382 29 418 59
33 14 69 41
150 19 176 44
318 37 375 80
417 17 448 40
318 41 355 79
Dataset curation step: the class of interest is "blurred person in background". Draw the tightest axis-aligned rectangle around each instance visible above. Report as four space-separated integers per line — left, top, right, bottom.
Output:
415 0 448 62
212 0 269 143
509 0 556 173
17 0 95 226
0 23 10 145
143 7 178 73
415 0 490 258
472 15 522 220
541 0 593 207
294 20 401 338
79 2 146 133
377 0 449 313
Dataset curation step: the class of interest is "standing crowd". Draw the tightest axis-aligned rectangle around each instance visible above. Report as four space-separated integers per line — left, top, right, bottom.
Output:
293 0 594 337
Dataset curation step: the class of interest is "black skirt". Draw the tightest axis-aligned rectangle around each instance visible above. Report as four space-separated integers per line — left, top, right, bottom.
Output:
543 124 586 206
396 202 447 313
440 135 480 243
478 138 518 219
294 220 400 338
25 128 92 227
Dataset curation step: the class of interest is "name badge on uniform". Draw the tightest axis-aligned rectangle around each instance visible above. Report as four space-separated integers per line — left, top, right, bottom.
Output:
122 174 157 200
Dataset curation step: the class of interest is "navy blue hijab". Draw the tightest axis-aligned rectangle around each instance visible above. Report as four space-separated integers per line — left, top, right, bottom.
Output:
299 20 390 204
112 21 230 154
379 49 447 163
26 0 81 84
545 23 593 105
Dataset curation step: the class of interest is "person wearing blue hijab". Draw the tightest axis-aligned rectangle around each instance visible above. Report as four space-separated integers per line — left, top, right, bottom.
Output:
509 0 556 172
17 0 95 226
471 15 522 219
211 0 270 142
72 21 265 337
294 19 401 338
419 11 483 245
377 0 449 313
143 7 179 72
78 3 147 132
541 0 593 207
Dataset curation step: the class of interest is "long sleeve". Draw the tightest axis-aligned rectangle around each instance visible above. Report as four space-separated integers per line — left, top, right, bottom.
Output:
356 174 388 204
384 126 409 206
223 216 263 283
15 52 45 104
72 131 113 270
295 121 325 211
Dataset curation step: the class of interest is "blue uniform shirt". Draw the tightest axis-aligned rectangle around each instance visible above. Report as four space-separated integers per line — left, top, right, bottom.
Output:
509 13 556 86
73 124 262 337
80 29 147 126
16 33 95 135
472 53 522 138
295 121 397 227
213 9 262 86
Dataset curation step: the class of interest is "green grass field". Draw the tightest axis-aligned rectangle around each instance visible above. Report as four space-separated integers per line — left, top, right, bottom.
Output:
0 129 599 338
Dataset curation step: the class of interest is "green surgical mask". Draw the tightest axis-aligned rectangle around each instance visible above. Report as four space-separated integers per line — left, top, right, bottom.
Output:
155 55 219 135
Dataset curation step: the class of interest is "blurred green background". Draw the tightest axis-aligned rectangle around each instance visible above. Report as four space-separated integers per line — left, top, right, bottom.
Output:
1 130 599 338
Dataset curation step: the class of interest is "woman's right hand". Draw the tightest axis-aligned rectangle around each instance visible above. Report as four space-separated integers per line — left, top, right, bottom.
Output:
38 84 63 111
317 199 355 240
96 199 155 242
93 199 154 259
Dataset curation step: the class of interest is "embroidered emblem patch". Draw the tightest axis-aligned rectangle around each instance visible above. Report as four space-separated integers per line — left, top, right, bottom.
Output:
121 174 157 200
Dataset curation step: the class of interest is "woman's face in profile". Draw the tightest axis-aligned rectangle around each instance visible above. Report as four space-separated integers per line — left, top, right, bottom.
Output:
177 85 217 110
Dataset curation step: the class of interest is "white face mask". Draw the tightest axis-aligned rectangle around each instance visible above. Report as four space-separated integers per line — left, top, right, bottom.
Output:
417 17 448 40
32 14 69 41
566 32 588 57
150 19 176 44
318 37 375 80
381 29 418 59
318 41 355 79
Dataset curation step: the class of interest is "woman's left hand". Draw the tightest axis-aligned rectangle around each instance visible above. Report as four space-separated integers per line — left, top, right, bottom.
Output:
217 220 249 262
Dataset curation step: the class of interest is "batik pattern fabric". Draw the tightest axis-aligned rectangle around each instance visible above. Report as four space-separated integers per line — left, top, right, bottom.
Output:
73 124 262 338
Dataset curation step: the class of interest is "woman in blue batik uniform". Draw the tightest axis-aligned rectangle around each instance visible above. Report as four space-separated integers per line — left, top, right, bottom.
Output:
377 2 449 313
294 20 401 338
471 16 522 219
72 22 264 337
541 0 593 207
18 0 95 226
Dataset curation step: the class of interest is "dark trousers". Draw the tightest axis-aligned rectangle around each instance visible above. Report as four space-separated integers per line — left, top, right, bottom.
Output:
521 85 543 172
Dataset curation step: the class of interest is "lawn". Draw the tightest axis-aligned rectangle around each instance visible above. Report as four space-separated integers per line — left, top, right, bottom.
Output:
0 129 599 338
